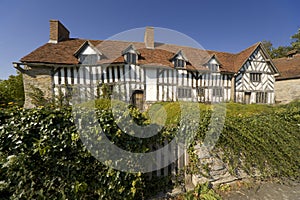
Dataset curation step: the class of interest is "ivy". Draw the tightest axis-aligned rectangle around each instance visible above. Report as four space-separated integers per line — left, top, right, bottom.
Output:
0 101 299 199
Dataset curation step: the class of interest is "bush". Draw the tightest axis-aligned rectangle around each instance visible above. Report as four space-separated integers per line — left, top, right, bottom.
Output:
0 107 146 199
0 101 299 199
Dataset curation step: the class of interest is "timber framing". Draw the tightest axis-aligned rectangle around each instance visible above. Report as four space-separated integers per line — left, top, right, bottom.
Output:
15 20 281 108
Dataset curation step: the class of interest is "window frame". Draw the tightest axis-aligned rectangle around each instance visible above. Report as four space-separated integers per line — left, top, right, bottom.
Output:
79 54 99 64
126 52 137 64
174 59 185 68
212 88 223 97
177 87 192 98
250 73 262 82
208 63 218 72
256 92 268 103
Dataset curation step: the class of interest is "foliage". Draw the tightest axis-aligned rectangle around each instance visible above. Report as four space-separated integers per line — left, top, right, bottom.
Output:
0 101 299 199
219 101 300 179
0 106 148 199
180 182 221 200
262 40 293 58
291 28 300 50
0 73 24 107
154 101 300 181
262 27 300 58
27 85 50 107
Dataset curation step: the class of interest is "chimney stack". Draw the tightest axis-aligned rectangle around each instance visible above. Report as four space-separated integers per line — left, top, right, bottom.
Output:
144 27 154 49
49 20 70 43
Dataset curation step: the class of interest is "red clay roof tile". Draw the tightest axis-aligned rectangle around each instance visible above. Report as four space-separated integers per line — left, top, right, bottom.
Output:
20 38 268 74
273 54 300 80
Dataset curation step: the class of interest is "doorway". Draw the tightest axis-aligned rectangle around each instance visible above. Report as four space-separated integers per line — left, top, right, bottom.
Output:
131 90 144 110
244 92 251 104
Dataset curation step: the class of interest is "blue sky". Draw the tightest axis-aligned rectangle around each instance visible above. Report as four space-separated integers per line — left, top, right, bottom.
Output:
0 0 299 79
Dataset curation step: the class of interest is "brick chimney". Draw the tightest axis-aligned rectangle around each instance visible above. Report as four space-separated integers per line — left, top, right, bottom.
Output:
49 20 70 43
144 27 154 49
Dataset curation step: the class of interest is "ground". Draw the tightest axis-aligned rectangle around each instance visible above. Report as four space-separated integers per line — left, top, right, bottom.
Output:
221 180 300 200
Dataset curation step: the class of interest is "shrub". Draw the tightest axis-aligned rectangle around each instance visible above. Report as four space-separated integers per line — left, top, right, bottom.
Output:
0 107 146 199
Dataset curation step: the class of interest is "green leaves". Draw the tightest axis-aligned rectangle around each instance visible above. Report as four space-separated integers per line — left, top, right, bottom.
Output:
1 101 299 199
0 106 146 199
0 73 24 107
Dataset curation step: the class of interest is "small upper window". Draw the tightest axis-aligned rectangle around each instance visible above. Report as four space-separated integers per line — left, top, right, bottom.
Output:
80 54 98 64
209 64 218 71
174 59 185 68
126 53 137 64
250 73 262 82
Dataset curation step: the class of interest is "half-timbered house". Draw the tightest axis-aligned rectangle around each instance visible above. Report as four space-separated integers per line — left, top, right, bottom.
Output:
14 20 279 108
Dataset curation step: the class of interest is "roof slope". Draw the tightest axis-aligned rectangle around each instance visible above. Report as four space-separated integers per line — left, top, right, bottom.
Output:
273 54 300 80
20 38 265 73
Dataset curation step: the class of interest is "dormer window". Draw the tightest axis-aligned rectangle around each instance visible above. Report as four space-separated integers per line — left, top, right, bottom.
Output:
208 64 218 72
80 54 99 64
207 56 220 72
126 52 137 64
74 41 102 65
174 58 185 68
172 50 188 68
122 44 140 65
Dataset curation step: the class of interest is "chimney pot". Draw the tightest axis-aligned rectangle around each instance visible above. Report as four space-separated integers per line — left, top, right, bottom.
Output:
144 27 154 49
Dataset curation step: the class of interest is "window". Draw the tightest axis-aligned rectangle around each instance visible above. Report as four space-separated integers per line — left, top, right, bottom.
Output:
213 88 223 97
196 87 205 97
256 92 267 103
178 88 192 98
208 64 218 72
126 53 137 64
250 73 262 82
174 59 185 68
80 54 98 64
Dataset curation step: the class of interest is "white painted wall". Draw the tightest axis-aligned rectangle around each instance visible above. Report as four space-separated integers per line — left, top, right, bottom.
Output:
145 68 157 101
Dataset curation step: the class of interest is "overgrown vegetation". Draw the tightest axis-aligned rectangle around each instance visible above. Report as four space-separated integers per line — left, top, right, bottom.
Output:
157 101 299 181
0 100 299 199
0 73 24 107
262 27 300 58
180 182 221 200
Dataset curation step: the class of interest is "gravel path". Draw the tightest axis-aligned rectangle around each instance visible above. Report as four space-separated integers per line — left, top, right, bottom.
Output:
222 181 300 200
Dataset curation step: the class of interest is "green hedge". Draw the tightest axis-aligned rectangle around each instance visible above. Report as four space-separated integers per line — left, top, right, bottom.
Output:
0 106 149 199
0 101 299 199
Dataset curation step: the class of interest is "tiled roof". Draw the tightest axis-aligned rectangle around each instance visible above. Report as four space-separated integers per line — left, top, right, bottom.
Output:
273 54 300 80
20 38 263 73
21 39 102 64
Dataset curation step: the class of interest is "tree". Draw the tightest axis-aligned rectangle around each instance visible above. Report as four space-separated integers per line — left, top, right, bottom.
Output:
262 40 275 58
261 40 292 58
263 27 300 59
291 28 300 50
0 72 24 107
272 45 293 58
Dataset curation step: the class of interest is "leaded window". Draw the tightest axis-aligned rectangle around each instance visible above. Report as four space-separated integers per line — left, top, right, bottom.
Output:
126 53 137 64
212 88 223 97
256 92 267 103
174 59 185 68
178 88 192 98
250 73 262 82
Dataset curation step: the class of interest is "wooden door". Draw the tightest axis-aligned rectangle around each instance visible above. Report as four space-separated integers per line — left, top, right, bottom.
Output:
244 92 251 104
132 90 144 110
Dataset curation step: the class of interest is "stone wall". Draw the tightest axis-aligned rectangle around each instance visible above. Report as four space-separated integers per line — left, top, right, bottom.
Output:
275 78 300 104
23 65 53 108
191 144 250 187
